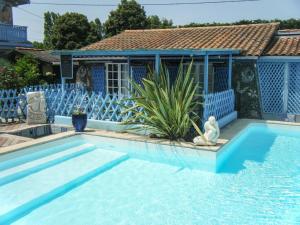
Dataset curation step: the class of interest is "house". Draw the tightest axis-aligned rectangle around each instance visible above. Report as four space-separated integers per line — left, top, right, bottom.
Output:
57 23 300 127
0 0 32 54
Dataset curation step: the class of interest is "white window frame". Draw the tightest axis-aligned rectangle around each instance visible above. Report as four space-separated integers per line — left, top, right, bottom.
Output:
105 63 129 96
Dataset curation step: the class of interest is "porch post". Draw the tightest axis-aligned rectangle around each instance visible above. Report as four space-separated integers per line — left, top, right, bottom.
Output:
61 77 66 91
155 54 160 75
204 54 209 94
127 56 131 78
228 54 232 89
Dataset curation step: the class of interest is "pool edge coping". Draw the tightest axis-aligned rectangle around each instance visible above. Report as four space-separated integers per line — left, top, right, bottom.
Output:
0 129 226 156
1 119 300 156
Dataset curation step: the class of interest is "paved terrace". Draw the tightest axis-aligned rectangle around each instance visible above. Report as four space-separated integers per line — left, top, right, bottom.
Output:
0 122 45 148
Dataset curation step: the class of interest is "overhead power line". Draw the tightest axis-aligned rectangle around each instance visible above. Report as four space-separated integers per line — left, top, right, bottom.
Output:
30 0 261 7
15 7 43 19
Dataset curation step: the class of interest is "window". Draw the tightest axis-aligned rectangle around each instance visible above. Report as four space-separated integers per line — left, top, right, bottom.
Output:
106 63 129 96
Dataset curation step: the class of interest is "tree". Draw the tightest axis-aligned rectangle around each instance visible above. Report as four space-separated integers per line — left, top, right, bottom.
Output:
147 15 173 29
104 0 147 37
44 12 59 49
160 18 173 28
0 59 20 89
146 15 161 29
0 65 21 89
32 41 45 49
86 18 103 44
182 18 300 29
0 56 42 89
14 55 41 87
51 12 91 50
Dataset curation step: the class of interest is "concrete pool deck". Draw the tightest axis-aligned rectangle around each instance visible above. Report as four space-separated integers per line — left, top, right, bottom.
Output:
0 119 299 156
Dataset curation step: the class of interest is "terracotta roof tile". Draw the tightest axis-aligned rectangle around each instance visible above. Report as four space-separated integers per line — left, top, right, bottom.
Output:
82 23 279 56
263 34 300 56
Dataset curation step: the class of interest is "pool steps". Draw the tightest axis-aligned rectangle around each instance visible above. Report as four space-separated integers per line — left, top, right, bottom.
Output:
0 148 129 224
0 140 85 171
0 143 96 186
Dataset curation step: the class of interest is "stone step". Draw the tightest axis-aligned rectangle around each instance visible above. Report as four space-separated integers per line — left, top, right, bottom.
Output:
0 148 129 224
0 139 85 171
0 143 96 186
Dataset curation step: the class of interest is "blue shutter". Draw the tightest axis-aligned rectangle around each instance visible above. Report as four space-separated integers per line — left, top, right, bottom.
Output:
132 66 147 86
91 65 106 94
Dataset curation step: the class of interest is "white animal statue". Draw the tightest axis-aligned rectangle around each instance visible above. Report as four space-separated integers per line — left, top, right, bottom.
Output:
193 116 220 146
26 91 47 124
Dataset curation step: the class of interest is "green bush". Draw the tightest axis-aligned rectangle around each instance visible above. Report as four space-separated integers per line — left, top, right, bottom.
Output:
123 62 203 141
0 65 21 89
14 55 42 87
0 56 47 89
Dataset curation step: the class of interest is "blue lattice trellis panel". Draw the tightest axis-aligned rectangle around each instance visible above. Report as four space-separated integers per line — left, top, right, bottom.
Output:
257 62 285 114
214 67 228 92
53 92 135 122
132 66 147 85
0 89 19 121
203 89 235 122
0 84 85 122
288 62 300 114
91 65 106 94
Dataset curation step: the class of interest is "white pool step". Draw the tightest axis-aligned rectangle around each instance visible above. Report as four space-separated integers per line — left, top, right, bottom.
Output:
0 143 96 185
0 140 85 171
0 148 129 223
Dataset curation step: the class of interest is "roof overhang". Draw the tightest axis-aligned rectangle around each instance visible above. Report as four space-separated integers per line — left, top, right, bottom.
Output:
53 48 241 57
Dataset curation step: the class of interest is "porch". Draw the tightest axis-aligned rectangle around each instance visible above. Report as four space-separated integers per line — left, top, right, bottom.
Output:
0 23 31 48
60 49 240 128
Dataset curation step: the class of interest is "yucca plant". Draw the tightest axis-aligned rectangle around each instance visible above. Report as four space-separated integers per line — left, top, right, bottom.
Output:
122 62 204 141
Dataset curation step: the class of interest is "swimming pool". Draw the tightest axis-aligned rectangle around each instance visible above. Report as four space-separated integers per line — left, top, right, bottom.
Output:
0 123 299 224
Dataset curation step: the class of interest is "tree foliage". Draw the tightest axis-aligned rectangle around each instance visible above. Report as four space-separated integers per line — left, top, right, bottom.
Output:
182 18 300 29
14 55 41 87
32 41 45 49
0 59 20 89
43 12 103 50
104 0 148 37
0 65 21 89
146 15 173 29
0 56 43 89
51 13 92 50
86 18 103 44
44 12 59 49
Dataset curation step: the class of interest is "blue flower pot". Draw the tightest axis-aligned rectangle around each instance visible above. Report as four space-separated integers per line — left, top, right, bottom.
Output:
72 114 87 132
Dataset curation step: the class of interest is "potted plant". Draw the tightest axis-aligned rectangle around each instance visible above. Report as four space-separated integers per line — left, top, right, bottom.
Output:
72 106 87 132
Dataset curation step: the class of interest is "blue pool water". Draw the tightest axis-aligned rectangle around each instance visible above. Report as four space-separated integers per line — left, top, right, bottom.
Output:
0 123 299 224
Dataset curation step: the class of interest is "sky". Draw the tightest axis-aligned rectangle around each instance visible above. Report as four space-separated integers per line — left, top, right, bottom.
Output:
12 0 300 42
